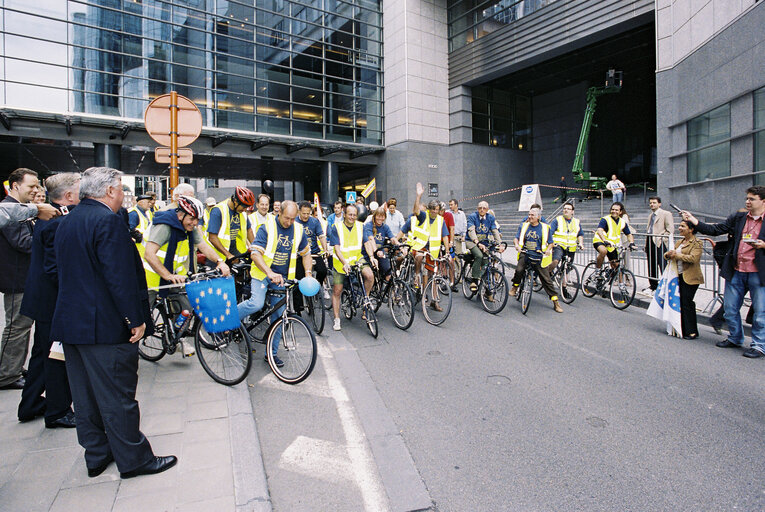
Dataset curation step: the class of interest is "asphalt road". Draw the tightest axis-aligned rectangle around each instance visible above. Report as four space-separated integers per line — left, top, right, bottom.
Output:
250 284 765 511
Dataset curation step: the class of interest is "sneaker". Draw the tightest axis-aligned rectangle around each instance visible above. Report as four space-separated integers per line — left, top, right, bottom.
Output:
181 341 195 357
640 287 654 296
552 300 563 313
264 355 285 367
323 289 331 300
469 280 478 292
333 318 341 331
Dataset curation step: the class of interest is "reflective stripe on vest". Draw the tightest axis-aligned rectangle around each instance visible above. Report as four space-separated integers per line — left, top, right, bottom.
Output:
317 215 328 255
144 236 191 288
249 211 274 238
213 201 248 258
408 214 443 257
592 216 625 250
251 216 303 281
552 215 580 251
129 206 151 256
518 221 552 268
333 221 363 274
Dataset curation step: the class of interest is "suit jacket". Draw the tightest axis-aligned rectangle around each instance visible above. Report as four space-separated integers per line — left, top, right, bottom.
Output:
19 203 72 321
695 211 765 282
0 195 34 293
50 198 152 345
666 235 704 285
646 208 673 237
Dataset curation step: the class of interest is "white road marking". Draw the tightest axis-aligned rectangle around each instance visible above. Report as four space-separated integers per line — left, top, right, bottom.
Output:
257 372 333 399
279 435 353 483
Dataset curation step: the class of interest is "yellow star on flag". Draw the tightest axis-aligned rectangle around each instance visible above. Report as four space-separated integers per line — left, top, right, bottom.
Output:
216 288 222 295
212 317 217 325
208 287 213 294
223 293 228 300
200 291 205 297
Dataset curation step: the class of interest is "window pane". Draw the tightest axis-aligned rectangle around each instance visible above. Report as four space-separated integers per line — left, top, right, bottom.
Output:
755 87 765 129
688 104 730 150
688 142 730 182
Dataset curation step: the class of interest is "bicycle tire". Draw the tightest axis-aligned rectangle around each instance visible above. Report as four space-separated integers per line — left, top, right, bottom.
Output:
265 314 317 384
321 276 333 310
363 301 379 338
138 304 168 362
532 274 543 292
422 276 452 326
388 279 415 330
461 263 477 299
341 289 354 320
580 262 600 298
609 268 636 310
194 324 252 386
480 268 509 314
307 293 325 334
559 262 580 304
520 273 533 315
452 256 464 285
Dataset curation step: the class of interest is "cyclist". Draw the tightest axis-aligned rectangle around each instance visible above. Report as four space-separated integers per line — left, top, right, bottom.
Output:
237 201 312 367
143 196 231 356
328 203 372 331
294 200 329 311
249 193 275 236
394 183 450 307
364 206 399 284
207 186 255 261
549 201 584 270
593 201 636 272
127 194 153 255
509 207 563 313
466 200 503 292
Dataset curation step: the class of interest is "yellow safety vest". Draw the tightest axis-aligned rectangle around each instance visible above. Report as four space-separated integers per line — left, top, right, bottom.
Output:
251 216 303 281
128 206 151 256
212 201 249 258
592 216 625 251
144 232 191 288
518 221 553 268
552 215 580 251
333 221 364 274
407 214 444 257
249 211 275 239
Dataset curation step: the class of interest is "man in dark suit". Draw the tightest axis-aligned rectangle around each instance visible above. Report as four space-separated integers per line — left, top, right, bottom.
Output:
17 173 80 427
682 185 765 359
50 167 177 478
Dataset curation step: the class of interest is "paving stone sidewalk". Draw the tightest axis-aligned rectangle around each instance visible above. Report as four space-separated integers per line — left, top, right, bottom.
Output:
0 352 270 512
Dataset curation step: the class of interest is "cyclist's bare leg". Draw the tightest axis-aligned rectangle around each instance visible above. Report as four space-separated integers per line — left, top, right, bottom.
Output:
361 266 375 296
332 283 343 319
595 245 608 268
413 252 424 287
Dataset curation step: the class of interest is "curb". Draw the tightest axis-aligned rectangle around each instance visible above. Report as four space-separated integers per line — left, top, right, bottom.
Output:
227 381 272 512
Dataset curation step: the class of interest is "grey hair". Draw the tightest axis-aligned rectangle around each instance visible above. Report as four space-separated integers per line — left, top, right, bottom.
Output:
427 199 440 210
172 183 195 200
79 167 122 200
45 172 81 201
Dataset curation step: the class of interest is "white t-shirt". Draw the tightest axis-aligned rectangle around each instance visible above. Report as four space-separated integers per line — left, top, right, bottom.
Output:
607 179 624 194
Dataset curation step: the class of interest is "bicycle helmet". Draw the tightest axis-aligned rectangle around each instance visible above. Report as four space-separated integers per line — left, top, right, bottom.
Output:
177 195 205 219
233 186 255 207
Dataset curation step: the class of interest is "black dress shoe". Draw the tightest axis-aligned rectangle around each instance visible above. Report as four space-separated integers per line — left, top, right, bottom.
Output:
742 348 765 358
45 411 76 429
120 455 178 479
683 334 699 340
87 454 114 478
716 339 742 348
0 377 26 390
18 410 44 423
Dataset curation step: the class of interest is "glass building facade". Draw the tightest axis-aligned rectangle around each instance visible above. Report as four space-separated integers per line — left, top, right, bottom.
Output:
0 0 384 144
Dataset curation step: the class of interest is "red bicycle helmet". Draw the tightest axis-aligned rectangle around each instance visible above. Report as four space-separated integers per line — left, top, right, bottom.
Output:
177 195 205 219
233 186 255 207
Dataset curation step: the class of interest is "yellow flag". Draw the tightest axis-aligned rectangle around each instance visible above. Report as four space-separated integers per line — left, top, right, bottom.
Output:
360 178 376 198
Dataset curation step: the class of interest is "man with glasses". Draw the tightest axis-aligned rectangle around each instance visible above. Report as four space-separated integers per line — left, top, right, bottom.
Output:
682 186 765 359
465 201 503 292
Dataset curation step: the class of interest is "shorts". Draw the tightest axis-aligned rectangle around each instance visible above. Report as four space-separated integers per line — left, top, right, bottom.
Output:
552 246 575 263
331 258 370 285
593 242 618 261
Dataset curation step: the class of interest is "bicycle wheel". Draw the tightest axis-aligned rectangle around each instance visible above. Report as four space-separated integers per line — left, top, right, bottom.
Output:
580 262 600 298
559 262 580 304
363 301 379 339
138 305 168 362
480 268 509 314
453 256 464 285
194 323 252 386
461 262 477 299
422 276 452 326
341 289 354 320
307 293 325 334
520 273 533 315
388 279 415 330
532 274 543 292
265 314 317 384
609 268 636 310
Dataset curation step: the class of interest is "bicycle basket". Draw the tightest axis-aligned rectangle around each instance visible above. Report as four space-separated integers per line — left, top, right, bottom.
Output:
186 276 240 333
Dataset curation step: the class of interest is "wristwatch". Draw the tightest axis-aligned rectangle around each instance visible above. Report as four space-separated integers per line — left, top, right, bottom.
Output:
216 258 224 265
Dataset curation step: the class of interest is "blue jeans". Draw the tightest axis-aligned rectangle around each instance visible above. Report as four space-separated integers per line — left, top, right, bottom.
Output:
612 191 623 203
723 271 765 352
237 277 286 355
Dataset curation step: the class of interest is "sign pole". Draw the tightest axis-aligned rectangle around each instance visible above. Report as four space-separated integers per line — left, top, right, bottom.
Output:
169 90 179 190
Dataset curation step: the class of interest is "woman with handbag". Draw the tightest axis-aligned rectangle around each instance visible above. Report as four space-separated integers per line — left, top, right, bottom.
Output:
664 220 704 339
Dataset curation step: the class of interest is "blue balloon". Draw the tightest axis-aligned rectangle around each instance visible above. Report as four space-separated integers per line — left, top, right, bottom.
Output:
299 276 321 297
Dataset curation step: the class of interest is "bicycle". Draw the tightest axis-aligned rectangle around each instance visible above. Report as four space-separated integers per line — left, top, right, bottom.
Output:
340 261 379 338
547 249 581 304
421 250 453 326
300 254 326 335
513 249 539 315
580 243 636 310
368 243 416 330
240 279 318 384
461 242 509 314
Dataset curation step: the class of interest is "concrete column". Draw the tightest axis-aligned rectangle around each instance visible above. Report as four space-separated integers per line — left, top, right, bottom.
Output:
294 180 305 202
93 143 121 170
320 161 338 205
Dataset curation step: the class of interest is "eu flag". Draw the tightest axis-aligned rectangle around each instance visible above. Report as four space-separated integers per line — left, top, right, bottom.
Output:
185 276 240 333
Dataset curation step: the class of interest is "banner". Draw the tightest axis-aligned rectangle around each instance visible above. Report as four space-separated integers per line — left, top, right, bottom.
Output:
361 178 376 198
313 192 323 218
186 276 240 333
646 234 682 336
518 184 542 211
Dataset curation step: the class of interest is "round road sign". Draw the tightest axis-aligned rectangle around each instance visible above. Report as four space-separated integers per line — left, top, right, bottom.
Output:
144 93 203 148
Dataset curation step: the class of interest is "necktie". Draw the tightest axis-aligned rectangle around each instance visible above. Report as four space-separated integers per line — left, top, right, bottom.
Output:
648 212 656 234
